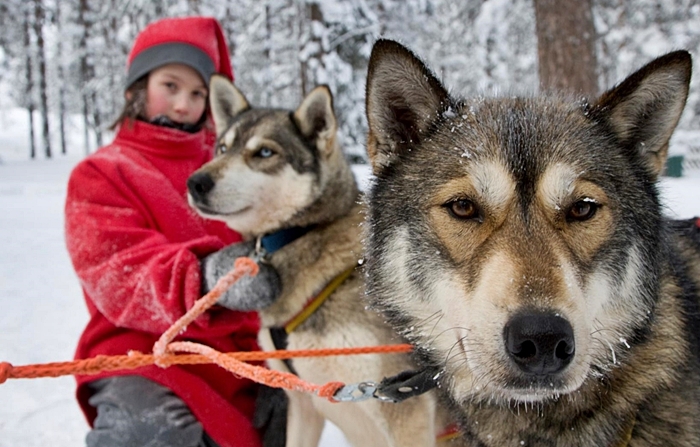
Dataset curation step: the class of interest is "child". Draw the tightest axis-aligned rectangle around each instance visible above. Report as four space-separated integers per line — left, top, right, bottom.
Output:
65 16 280 447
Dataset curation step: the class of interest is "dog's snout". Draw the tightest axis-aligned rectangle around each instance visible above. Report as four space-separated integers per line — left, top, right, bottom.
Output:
504 313 575 376
187 171 215 202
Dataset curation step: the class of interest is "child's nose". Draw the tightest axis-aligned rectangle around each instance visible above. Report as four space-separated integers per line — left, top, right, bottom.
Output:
174 95 190 113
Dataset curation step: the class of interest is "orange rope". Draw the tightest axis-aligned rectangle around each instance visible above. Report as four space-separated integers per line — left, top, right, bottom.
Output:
0 256 413 402
166 341 345 399
152 257 259 362
0 345 414 382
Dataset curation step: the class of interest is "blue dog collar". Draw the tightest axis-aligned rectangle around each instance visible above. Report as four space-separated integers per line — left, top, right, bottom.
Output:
259 225 315 255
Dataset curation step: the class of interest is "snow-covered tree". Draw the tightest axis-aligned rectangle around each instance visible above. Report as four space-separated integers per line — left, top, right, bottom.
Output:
0 0 697 160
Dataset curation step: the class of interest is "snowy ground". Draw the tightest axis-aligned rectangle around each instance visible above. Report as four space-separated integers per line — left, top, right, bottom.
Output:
0 108 699 446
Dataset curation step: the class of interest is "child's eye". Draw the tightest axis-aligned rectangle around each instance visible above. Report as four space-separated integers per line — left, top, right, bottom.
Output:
193 90 207 98
164 82 177 91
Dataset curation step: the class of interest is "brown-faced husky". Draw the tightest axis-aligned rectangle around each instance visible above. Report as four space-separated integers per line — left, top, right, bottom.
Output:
363 39 700 446
187 75 451 447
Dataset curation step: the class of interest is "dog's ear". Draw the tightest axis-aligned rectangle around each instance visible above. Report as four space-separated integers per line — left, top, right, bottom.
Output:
365 39 451 175
293 85 338 157
591 51 692 178
209 74 251 134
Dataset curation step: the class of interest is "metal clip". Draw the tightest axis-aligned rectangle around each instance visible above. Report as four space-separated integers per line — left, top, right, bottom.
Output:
332 382 378 402
251 237 269 264
371 387 401 403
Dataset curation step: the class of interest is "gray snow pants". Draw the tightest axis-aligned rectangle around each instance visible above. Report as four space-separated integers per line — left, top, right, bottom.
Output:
85 375 220 447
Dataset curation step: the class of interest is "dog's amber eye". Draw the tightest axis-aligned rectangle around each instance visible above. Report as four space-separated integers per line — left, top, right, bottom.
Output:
567 199 598 221
217 144 227 155
447 199 479 220
255 147 275 158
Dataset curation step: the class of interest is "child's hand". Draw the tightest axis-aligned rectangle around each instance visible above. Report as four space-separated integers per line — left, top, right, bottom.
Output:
201 241 282 311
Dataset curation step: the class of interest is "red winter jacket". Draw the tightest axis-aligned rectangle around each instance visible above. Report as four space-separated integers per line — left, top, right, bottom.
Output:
65 120 262 447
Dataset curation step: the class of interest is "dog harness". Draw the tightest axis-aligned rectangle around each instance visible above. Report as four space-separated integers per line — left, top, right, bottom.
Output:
254 222 362 374
281 266 356 334
267 265 357 374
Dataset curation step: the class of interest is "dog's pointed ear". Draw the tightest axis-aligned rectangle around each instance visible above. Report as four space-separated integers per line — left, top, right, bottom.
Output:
365 39 451 175
209 74 251 134
591 50 692 178
293 85 338 157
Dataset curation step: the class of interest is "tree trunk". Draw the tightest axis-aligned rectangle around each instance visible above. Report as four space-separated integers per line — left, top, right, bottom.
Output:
299 2 325 97
153 0 164 16
23 6 36 159
82 96 90 156
56 0 67 155
102 3 119 132
78 0 92 154
262 4 272 106
33 0 51 158
533 0 598 96
92 91 102 147
298 1 307 99
187 0 200 15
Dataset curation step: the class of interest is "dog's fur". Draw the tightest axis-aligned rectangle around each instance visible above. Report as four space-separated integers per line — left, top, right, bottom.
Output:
363 39 700 446
187 76 449 447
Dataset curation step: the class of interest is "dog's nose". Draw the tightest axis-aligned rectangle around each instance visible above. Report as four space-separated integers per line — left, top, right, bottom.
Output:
187 172 215 202
503 312 575 375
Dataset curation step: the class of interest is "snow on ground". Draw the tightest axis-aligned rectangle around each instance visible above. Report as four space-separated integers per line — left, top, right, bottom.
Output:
0 158 90 446
0 107 699 446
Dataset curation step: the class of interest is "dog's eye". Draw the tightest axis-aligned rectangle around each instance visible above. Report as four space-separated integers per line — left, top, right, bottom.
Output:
217 144 227 155
446 199 480 220
567 199 598 221
255 147 275 158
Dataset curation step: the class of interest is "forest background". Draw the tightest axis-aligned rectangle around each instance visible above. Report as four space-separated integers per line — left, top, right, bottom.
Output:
0 0 698 163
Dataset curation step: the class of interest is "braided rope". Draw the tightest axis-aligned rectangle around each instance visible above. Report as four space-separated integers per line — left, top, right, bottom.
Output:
0 344 414 384
0 256 413 403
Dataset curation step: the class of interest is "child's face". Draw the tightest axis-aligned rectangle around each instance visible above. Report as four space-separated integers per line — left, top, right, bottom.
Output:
145 64 208 125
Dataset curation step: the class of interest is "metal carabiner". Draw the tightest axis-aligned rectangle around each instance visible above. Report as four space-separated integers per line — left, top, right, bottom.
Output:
332 382 378 402
251 237 269 264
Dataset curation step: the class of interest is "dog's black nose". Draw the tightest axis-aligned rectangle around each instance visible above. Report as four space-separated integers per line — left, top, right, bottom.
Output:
504 312 575 375
187 172 215 202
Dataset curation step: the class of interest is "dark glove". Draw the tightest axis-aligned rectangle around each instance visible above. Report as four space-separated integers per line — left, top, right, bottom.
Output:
253 385 288 447
201 241 282 311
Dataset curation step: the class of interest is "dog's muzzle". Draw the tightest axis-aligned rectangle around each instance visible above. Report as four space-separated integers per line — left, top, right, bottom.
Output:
503 312 575 376
187 171 216 204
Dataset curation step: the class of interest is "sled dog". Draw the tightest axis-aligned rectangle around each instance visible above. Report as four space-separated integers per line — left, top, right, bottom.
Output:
187 75 451 447
363 39 700 446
